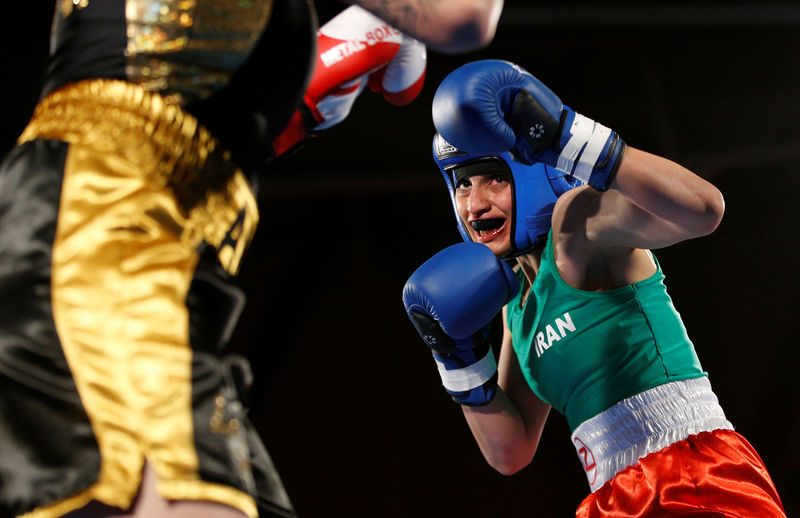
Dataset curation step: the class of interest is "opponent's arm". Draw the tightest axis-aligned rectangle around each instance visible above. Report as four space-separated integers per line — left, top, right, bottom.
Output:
462 307 551 475
350 0 502 53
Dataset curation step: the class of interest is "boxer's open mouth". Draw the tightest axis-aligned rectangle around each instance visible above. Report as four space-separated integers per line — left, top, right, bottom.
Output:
470 218 506 237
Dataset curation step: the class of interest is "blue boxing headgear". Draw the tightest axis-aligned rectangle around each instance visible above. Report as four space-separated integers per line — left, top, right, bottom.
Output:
432 132 581 257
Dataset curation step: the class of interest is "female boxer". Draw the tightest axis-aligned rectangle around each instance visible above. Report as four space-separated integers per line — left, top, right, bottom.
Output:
403 59 785 517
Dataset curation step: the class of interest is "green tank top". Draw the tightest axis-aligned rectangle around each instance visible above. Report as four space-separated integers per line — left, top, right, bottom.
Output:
507 231 706 431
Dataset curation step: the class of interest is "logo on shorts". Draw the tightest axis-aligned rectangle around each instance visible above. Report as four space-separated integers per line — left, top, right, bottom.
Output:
574 436 597 486
216 206 252 276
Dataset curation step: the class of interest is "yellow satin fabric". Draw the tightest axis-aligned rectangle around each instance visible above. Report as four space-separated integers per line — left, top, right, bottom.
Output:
577 429 786 517
18 80 259 518
19 79 258 276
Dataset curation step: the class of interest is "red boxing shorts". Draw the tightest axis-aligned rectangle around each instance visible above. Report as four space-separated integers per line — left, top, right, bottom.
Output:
577 429 785 517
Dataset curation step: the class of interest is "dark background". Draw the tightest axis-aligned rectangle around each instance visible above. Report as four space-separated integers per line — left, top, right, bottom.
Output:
3 2 799 516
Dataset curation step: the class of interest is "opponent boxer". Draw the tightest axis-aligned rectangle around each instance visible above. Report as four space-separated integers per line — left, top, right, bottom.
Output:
403 60 786 517
0 1 495 517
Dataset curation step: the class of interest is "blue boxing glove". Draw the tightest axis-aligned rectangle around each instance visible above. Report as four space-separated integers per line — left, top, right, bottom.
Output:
432 59 626 191
402 242 519 406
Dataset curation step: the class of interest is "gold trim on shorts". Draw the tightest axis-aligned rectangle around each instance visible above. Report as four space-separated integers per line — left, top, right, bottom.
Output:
19 78 258 276
18 79 259 518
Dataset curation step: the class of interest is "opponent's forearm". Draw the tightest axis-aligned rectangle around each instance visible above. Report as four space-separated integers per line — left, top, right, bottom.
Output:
350 0 502 53
611 146 725 238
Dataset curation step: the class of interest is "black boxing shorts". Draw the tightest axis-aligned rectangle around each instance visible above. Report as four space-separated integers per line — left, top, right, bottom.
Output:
0 79 294 518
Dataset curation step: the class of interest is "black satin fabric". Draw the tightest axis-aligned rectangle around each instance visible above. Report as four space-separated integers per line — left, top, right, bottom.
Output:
184 0 318 183
43 0 127 97
0 140 101 517
187 251 248 355
191 349 297 517
187 252 297 517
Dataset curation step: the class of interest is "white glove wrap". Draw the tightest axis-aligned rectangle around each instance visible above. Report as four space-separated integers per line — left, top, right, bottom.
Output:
557 113 613 183
434 349 497 392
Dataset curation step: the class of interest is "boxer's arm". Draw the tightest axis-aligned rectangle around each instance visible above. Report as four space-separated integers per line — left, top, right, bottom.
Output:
554 147 725 252
350 0 502 53
462 307 551 475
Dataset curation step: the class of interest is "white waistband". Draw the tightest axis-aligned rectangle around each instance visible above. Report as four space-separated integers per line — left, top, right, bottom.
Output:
570 377 733 493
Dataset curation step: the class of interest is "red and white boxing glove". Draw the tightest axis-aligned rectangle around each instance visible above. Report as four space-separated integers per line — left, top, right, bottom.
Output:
272 5 426 156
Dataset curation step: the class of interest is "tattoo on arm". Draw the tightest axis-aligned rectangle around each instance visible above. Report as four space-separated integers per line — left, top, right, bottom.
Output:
353 0 436 36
